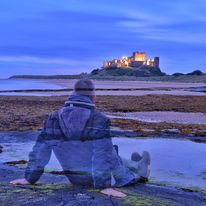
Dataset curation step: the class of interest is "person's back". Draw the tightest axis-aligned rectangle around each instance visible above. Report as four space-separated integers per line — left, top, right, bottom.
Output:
11 79 151 188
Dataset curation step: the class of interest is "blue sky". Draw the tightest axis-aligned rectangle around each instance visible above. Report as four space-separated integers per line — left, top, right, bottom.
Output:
0 0 206 78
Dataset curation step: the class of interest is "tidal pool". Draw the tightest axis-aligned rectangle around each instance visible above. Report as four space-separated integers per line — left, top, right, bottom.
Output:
108 111 206 124
113 138 206 191
1 138 206 191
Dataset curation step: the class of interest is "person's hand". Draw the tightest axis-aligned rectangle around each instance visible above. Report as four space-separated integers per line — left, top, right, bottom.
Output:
10 178 30 185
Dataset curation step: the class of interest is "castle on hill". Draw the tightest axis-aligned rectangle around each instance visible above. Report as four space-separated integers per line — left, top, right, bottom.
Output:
103 51 159 69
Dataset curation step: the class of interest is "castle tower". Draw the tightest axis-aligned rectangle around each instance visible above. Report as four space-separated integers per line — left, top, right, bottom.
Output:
133 52 146 61
153 57 159 68
103 61 110 68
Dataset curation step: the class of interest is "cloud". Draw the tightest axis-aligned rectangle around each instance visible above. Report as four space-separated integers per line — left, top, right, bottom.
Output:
0 56 77 65
120 20 206 43
119 6 206 44
0 55 101 78
0 55 100 67
0 0 206 77
43 10 141 24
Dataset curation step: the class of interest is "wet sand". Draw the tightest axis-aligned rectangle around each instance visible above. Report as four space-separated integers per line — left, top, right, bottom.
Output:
48 79 206 89
108 111 206 124
2 89 203 96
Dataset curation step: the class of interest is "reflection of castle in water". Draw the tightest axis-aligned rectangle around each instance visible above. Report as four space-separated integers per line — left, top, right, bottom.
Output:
103 51 159 69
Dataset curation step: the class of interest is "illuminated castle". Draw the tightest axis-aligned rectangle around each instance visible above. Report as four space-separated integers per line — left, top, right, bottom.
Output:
103 51 159 69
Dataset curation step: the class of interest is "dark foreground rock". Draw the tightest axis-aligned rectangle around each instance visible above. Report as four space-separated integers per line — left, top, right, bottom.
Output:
0 163 206 206
0 156 206 205
1 184 206 206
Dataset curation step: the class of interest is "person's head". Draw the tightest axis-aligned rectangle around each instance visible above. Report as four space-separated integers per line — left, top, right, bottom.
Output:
73 79 96 102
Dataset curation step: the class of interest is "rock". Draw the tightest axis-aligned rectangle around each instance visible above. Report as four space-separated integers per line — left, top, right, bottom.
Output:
49 171 65 175
194 130 206 136
4 160 27 166
91 65 165 77
161 129 181 135
110 129 140 137
0 158 206 206
74 193 92 201
141 129 156 134
190 136 206 143
0 145 3 153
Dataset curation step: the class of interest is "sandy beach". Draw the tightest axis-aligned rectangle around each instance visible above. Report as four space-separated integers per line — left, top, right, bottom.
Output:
108 111 206 124
48 79 206 89
1 79 206 96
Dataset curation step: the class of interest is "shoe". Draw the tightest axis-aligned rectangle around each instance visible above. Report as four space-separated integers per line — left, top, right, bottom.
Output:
138 151 151 179
142 151 151 165
131 152 142 162
113 145 119 155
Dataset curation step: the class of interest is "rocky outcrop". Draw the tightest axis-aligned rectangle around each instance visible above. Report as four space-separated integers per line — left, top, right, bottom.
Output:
1 162 206 206
91 65 165 77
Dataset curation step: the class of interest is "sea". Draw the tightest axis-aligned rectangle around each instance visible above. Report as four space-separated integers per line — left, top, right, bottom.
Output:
0 79 63 91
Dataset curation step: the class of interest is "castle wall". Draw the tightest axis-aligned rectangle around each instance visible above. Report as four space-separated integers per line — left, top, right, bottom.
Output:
129 61 144 67
154 57 159 68
133 52 146 61
103 51 159 69
103 61 110 68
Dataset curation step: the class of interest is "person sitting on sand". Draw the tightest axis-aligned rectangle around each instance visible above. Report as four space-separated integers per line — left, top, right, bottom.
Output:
10 79 151 188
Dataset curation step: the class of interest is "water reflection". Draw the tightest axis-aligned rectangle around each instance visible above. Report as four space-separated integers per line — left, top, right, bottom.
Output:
1 138 206 190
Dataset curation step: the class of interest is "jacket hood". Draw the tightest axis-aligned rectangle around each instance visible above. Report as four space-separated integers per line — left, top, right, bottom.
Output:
64 94 95 109
58 95 94 139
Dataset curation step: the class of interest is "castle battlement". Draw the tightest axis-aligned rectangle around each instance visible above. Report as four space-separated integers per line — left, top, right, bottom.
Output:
103 51 159 69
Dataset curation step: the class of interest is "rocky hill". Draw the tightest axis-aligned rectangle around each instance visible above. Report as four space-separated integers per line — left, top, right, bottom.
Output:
91 65 165 77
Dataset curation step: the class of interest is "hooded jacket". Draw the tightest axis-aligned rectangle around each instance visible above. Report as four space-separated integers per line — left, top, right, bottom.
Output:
25 95 136 188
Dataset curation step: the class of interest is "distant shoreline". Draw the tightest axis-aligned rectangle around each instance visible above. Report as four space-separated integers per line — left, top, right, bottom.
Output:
9 74 85 80
8 74 206 83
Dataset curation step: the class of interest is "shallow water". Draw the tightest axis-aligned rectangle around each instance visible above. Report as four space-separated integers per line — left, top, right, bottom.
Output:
1 90 206 97
113 138 206 190
108 111 206 124
0 92 54 96
1 79 206 96
0 79 64 91
1 138 206 190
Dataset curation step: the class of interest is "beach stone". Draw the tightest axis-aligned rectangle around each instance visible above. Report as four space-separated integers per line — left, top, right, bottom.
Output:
191 129 206 137
110 129 140 137
141 129 156 133
190 137 206 143
74 193 93 202
161 129 181 135
199 130 206 136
